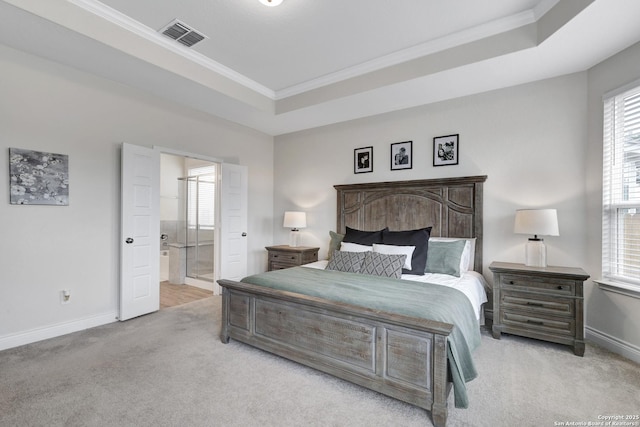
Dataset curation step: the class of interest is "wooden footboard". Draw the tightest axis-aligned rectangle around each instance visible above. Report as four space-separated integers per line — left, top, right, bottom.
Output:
218 279 454 427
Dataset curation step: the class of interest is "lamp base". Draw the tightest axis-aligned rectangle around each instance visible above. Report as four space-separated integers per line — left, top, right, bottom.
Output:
525 239 547 267
289 229 300 247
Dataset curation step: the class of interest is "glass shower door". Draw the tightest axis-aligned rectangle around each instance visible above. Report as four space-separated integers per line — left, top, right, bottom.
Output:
183 166 216 283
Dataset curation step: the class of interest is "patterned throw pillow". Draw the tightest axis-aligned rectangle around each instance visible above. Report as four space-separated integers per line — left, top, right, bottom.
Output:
372 243 415 270
325 251 366 273
360 252 406 279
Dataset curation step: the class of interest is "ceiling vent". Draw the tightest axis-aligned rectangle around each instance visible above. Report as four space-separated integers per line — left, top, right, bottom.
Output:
159 19 207 48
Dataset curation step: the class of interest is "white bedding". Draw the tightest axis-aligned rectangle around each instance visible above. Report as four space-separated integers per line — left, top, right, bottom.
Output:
302 260 489 324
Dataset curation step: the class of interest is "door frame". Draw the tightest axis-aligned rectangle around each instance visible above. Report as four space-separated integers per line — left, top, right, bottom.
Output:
155 146 224 294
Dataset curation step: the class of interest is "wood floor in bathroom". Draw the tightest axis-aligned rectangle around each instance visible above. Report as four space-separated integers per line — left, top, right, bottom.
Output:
160 281 213 309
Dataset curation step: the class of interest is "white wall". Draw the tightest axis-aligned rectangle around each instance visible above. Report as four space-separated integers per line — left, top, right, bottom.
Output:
275 73 589 276
585 41 640 361
160 154 183 221
0 44 274 349
274 43 640 361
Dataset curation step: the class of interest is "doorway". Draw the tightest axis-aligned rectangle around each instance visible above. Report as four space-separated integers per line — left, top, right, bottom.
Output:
160 153 217 307
120 143 247 320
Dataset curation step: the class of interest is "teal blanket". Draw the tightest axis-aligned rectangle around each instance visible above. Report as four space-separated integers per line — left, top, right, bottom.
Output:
241 267 480 408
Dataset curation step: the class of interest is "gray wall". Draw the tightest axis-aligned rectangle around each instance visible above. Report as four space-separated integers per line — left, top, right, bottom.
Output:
0 44 274 349
274 73 589 273
585 41 640 361
274 42 640 362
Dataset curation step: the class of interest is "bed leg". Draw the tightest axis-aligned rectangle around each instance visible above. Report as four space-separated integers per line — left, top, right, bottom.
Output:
431 406 448 427
220 328 230 344
432 334 449 427
220 286 230 344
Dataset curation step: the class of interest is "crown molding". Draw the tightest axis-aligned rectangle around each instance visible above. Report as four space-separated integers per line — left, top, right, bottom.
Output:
68 0 559 103
533 0 561 20
274 8 541 100
68 0 276 99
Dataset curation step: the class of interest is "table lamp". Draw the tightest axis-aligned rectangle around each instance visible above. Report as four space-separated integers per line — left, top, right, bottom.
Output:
514 209 559 267
283 211 306 247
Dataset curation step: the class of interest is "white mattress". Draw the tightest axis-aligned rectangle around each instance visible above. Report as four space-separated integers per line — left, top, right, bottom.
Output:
302 260 489 324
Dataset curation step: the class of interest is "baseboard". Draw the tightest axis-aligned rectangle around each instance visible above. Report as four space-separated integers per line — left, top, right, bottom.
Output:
0 311 118 352
585 325 640 364
185 277 214 292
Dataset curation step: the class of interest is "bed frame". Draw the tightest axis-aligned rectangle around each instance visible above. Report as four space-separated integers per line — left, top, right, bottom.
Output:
218 175 487 427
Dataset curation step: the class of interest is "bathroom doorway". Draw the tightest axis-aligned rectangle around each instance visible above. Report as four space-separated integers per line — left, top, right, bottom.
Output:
160 153 217 307
120 144 247 318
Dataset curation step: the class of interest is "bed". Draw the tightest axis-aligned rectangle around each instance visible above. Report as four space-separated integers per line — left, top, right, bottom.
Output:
218 175 488 427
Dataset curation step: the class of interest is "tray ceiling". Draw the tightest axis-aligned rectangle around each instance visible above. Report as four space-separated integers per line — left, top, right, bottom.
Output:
1 0 640 135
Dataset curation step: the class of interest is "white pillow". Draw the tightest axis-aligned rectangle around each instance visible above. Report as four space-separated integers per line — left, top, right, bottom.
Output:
340 242 373 253
373 243 415 270
429 238 475 273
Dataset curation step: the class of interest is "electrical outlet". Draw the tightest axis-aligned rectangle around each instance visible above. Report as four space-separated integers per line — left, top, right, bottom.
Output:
60 289 71 304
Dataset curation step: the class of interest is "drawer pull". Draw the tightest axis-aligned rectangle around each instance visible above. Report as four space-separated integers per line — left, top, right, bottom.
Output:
557 286 564 290
526 302 544 307
527 319 544 325
290 256 296 260
509 281 515 285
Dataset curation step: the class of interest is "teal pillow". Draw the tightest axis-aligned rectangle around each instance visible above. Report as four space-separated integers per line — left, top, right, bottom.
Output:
425 239 467 277
328 231 345 260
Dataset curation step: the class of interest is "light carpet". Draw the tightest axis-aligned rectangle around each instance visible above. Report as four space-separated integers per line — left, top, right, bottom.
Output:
1 296 638 427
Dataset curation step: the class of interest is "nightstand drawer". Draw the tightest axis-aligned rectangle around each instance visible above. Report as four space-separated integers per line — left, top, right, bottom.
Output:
502 290 575 317
501 274 575 295
501 311 575 336
270 262 296 270
266 246 320 271
269 251 302 265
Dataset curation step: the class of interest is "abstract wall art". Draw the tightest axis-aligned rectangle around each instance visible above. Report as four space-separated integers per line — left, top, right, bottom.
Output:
9 148 69 205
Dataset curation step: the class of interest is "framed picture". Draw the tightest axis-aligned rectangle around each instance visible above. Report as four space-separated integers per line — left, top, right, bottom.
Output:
391 141 412 170
433 134 459 166
9 148 69 205
354 146 373 174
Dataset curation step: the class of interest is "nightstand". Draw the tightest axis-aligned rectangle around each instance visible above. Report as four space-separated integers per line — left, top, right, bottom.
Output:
489 261 590 356
266 245 319 271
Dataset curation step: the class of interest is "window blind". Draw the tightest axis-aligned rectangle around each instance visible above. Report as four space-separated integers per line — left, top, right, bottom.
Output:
603 85 640 285
187 165 216 230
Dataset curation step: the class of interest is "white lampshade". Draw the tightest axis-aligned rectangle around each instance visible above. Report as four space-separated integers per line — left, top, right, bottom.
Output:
514 209 559 268
283 211 306 229
283 211 306 247
514 209 559 237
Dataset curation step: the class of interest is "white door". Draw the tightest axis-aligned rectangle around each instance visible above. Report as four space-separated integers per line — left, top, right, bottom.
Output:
218 163 248 289
120 143 160 321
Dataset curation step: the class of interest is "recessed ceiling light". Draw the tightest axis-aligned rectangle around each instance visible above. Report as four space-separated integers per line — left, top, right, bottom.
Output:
259 0 283 6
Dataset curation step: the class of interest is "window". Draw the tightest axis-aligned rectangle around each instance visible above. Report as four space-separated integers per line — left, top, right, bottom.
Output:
602 82 640 288
187 165 216 230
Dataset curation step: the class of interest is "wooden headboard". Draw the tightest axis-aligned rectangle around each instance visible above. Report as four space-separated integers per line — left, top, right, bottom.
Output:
334 175 487 273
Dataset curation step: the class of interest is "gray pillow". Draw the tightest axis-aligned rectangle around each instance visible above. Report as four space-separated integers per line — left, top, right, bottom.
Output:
328 230 345 260
360 252 406 279
425 239 467 277
325 250 366 273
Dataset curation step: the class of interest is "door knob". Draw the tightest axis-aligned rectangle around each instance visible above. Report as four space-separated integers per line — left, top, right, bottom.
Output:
242 232 247 237
126 238 134 244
